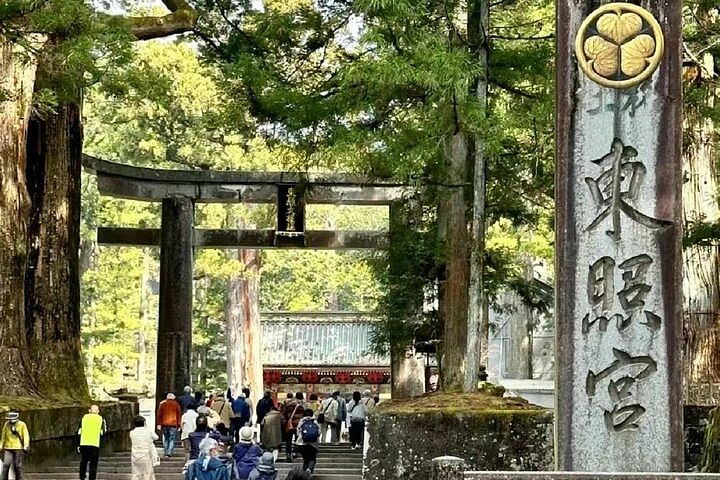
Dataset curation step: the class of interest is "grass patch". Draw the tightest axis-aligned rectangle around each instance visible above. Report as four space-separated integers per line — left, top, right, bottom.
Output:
375 391 547 415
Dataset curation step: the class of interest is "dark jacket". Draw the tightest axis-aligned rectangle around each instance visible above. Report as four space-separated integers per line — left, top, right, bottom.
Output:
179 394 195 414
256 397 274 425
233 442 263 479
231 398 251 423
185 455 231 480
189 431 227 460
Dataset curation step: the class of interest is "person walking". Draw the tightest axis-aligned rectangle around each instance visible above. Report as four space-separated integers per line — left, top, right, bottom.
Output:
334 392 346 446
78 405 107 480
181 403 199 461
256 391 275 428
295 409 319 476
346 392 366 450
179 387 195 414
260 407 283 462
361 390 376 415
130 416 159 480
197 405 221 431
234 427 263 480
282 393 304 462
248 452 277 480
210 393 232 436
307 394 321 416
230 393 251 443
0 411 30 480
157 393 182 458
317 394 338 444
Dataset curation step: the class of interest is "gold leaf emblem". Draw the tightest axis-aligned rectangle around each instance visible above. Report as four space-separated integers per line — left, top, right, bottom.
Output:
584 37 618 78
621 34 656 77
596 12 642 43
575 3 664 89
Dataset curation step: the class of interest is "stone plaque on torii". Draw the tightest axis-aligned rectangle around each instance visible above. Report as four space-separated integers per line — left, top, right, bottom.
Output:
556 0 683 472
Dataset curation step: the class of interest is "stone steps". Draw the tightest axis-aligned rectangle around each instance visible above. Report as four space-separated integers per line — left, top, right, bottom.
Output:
24 444 363 480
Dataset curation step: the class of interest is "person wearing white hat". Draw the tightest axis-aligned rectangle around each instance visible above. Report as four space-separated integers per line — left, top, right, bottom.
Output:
233 427 263 480
157 393 181 458
0 411 29 480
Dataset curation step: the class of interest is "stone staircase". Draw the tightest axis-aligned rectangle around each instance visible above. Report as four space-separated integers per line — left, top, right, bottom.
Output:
24 443 363 480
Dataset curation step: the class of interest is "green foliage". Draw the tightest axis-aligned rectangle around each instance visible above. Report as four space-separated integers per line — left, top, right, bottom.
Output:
82 39 385 394
701 407 720 472
198 0 555 357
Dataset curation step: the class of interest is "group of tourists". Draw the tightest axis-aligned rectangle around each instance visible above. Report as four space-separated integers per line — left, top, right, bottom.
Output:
0 386 378 480
1 404 107 480
157 386 377 479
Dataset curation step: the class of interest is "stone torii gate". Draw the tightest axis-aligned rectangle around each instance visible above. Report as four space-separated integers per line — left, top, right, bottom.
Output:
83 155 408 407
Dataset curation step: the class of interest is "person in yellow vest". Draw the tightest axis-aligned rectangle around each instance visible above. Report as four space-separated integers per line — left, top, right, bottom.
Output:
77 405 107 480
0 411 30 480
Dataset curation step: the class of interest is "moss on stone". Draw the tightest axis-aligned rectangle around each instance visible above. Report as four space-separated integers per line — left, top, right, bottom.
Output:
375 390 545 416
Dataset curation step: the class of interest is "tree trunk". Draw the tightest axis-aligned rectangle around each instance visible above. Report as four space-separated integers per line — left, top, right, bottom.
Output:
505 291 533 379
438 131 470 392
391 346 426 399
137 248 151 385
465 0 490 392
0 37 39 396
225 249 263 404
683 52 720 402
25 82 89 399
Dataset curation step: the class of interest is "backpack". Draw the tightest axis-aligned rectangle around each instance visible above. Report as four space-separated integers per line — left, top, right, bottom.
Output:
300 419 319 443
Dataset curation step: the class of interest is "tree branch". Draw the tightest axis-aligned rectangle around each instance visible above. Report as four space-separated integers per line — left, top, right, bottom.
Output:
127 0 199 41
489 78 539 99
490 34 554 41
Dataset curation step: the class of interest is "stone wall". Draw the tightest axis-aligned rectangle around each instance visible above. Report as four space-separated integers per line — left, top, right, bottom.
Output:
1 401 135 468
365 407 553 479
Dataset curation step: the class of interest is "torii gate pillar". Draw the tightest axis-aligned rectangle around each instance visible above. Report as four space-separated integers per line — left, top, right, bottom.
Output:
156 196 194 408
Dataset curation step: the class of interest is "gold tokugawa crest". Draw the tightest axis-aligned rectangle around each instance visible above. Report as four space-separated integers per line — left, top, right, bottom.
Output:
575 3 664 89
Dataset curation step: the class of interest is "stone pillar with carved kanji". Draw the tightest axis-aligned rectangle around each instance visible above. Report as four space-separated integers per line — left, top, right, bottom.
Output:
556 0 683 472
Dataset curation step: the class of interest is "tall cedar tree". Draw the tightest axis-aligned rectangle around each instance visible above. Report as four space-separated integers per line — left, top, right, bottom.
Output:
198 0 554 391
0 0 197 399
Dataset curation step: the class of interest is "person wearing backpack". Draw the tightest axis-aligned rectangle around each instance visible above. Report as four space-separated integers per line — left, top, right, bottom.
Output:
233 427 263 480
228 392 252 444
0 411 30 480
282 393 304 462
295 409 319 476
210 393 232 436
346 392 366 450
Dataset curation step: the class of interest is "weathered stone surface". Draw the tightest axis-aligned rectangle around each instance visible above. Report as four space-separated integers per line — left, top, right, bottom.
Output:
365 407 553 479
84 154 408 205
156 197 194 407
430 456 466 480
0 402 134 468
556 0 683 472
